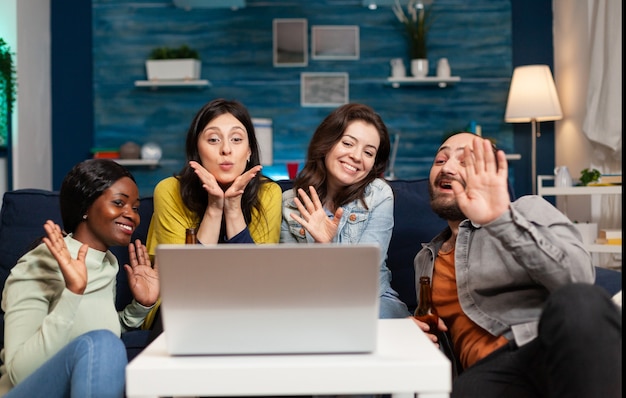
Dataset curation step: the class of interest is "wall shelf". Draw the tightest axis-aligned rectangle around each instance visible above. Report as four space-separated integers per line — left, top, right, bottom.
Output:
583 244 621 254
505 153 521 161
134 80 211 89
386 76 461 88
537 175 622 259
113 159 160 168
537 176 621 196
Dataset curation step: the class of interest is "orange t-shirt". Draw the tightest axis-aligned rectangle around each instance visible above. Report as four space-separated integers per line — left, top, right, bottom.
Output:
432 247 508 369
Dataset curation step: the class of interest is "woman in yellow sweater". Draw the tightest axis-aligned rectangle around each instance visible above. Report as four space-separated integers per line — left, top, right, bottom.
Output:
143 98 282 332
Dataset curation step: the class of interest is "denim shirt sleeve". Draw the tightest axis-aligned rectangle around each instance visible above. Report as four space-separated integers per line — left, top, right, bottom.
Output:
343 180 408 317
281 188 305 243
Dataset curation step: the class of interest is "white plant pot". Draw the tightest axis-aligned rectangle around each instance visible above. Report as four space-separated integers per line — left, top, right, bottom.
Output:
411 59 429 78
145 59 201 81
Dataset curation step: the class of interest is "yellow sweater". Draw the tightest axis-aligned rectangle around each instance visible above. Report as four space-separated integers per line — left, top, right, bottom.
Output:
146 176 282 256
142 176 282 329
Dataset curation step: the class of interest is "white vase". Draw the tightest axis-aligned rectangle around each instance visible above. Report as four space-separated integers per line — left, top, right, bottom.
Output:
436 58 451 78
411 59 429 78
390 58 406 78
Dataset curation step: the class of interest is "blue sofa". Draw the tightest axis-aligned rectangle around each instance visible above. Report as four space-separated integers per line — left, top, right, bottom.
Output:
0 179 621 360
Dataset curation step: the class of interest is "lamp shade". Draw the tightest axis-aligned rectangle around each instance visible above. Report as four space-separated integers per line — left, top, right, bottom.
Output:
504 65 563 123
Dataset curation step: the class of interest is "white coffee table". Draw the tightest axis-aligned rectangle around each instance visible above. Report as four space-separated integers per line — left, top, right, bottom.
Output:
126 318 451 398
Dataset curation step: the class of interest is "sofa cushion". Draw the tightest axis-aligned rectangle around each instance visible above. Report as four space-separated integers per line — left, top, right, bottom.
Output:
0 189 64 290
594 266 622 297
387 179 447 314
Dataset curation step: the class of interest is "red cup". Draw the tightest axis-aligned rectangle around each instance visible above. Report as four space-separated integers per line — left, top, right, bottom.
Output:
286 162 299 179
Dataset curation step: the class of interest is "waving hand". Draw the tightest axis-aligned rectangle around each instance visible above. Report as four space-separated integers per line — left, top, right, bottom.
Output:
42 220 88 295
290 186 343 243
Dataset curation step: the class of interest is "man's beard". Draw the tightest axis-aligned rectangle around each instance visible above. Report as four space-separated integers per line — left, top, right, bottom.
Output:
428 183 466 222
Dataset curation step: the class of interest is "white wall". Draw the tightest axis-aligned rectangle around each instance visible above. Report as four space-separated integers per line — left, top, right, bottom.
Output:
0 0 17 204
0 0 52 208
14 0 52 191
553 0 622 268
553 0 622 219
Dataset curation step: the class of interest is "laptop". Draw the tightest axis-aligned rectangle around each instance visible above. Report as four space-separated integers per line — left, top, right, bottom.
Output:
156 243 381 356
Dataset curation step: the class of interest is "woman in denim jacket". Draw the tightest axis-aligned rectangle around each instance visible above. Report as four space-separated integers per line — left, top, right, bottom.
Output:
280 103 410 318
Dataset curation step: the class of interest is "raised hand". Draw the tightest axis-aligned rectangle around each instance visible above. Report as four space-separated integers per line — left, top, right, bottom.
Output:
189 161 262 211
290 186 343 243
42 220 88 295
124 239 159 307
224 164 262 197
450 136 511 225
189 160 226 209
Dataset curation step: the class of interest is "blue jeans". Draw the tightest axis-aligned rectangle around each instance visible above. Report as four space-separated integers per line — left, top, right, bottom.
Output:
5 329 127 398
379 291 410 319
452 283 622 398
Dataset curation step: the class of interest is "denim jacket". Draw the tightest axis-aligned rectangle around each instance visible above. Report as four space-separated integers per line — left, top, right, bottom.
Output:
414 195 595 346
281 178 410 318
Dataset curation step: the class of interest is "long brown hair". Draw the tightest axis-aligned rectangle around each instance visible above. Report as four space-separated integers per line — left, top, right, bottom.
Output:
176 98 264 225
294 103 391 209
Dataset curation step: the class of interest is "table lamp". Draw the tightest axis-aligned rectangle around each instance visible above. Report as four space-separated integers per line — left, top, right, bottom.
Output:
504 65 563 194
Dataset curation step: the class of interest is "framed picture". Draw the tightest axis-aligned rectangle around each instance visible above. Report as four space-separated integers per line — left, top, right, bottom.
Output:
273 18 308 67
311 26 359 60
301 72 349 107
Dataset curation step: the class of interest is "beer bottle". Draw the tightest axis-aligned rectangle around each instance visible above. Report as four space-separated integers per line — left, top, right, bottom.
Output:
185 227 198 244
414 276 439 335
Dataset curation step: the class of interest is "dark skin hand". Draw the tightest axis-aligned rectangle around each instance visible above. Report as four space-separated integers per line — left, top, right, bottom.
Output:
42 219 159 306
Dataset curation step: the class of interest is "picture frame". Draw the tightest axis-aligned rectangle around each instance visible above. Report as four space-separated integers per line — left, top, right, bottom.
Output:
301 72 349 107
273 18 308 67
311 26 359 60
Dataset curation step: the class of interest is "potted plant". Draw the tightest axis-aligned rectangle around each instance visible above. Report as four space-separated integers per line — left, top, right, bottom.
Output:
392 0 433 78
578 168 601 186
0 38 17 147
145 44 201 81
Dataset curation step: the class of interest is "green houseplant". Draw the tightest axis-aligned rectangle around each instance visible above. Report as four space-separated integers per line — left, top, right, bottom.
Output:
149 44 200 60
0 38 17 147
578 168 601 186
392 0 433 77
145 44 201 81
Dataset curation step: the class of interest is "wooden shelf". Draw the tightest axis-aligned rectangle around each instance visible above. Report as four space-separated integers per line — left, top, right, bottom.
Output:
386 76 461 88
134 80 211 89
